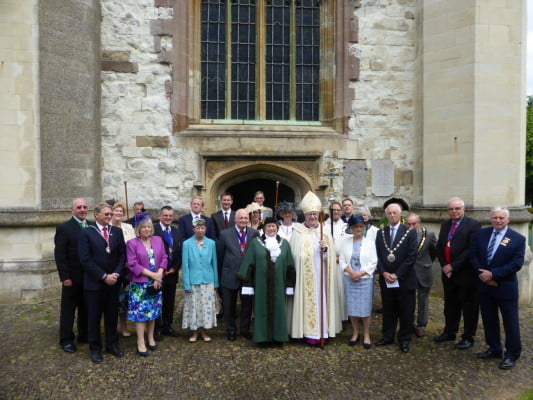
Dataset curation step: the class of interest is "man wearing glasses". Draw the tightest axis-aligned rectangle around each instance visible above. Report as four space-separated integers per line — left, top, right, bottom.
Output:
434 197 481 350
78 203 126 363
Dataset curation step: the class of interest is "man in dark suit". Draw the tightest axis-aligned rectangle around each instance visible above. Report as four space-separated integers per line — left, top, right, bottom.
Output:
435 197 481 349
471 207 525 370
153 205 181 338
406 213 437 338
78 202 126 363
217 208 259 340
340 198 354 223
375 203 418 353
211 192 235 238
177 197 216 243
54 198 90 353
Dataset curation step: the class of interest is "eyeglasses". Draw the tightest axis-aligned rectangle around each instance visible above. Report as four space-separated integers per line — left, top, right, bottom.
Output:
448 207 463 211
75 206 88 209
100 212 113 216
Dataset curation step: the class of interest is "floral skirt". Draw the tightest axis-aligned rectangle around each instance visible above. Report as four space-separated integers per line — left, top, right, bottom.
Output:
182 283 217 330
127 281 162 322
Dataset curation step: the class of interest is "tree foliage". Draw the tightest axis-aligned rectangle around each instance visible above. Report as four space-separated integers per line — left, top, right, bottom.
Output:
526 96 533 204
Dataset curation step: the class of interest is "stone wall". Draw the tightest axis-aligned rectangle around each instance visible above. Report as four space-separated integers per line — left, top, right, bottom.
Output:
0 0 40 208
100 0 196 211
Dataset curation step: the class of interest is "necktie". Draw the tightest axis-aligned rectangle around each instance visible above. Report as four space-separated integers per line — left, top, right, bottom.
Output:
224 212 229 228
487 231 500 264
164 228 173 246
444 221 457 264
389 226 395 245
102 226 109 242
239 229 246 254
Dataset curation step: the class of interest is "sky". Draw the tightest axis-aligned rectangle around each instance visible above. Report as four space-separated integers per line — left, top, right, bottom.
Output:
526 0 533 96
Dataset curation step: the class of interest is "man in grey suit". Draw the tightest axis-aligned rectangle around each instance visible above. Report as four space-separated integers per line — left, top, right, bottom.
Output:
406 213 437 338
217 209 259 341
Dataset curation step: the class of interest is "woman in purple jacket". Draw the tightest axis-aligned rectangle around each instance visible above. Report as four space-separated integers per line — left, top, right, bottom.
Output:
126 218 168 356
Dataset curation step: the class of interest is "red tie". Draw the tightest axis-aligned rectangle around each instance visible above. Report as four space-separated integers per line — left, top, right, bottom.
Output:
224 212 229 228
444 222 457 264
102 226 109 241
239 229 246 254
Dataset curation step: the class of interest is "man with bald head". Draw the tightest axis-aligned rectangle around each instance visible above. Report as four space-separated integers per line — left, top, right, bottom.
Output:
217 209 259 341
435 197 481 350
54 198 91 353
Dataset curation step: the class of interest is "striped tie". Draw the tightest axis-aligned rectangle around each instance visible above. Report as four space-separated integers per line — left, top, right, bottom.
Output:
487 231 499 264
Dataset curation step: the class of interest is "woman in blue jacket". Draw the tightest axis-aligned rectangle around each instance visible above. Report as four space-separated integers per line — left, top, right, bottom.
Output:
181 218 219 342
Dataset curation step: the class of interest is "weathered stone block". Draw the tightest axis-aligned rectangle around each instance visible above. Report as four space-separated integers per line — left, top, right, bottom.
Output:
136 136 169 148
101 61 139 73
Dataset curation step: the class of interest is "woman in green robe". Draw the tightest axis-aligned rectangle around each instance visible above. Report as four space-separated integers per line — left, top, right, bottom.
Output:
238 217 296 344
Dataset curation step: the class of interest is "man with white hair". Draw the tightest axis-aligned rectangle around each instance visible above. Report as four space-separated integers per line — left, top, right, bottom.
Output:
434 197 481 350
375 203 418 353
471 207 525 370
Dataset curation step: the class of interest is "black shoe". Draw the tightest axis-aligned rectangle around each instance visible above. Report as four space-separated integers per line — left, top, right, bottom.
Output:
161 327 181 338
90 352 103 363
240 331 252 340
106 346 124 357
363 342 372 350
227 331 237 341
433 333 456 343
454 339 474 350
348 339 359 347
148 344 157 351
498 358 516 370
61 343 77 353
399 343 409 353
376 338 394 346
137 348 149 357
477 348 503 359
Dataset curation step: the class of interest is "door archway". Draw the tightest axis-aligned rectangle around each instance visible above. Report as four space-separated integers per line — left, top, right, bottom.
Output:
205 162 315 214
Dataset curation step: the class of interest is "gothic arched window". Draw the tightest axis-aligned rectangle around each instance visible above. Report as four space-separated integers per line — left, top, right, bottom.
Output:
201 0 323 122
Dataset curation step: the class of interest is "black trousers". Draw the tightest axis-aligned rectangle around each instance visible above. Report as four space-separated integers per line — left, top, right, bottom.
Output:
85 285 120 354
221 286 253 333
59 283 87 345
379 278 415 344
442 276 479 340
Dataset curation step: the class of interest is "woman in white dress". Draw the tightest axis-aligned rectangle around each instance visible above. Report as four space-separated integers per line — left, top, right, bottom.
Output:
276 201 299 242
339 214 377 349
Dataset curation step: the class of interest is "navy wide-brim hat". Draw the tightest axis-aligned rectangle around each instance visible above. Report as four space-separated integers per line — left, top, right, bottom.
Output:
345 214 365 234
277 201 296 213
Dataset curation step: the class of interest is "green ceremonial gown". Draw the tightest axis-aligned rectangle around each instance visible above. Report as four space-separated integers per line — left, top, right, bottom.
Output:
238 235 296 343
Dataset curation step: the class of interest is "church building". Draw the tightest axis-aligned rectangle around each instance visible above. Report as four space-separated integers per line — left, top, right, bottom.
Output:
1 0 531 303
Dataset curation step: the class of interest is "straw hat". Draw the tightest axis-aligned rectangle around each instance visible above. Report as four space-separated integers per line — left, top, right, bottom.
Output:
245 202 266 214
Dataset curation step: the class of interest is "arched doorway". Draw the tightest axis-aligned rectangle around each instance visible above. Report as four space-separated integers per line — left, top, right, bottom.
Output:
204 161 316 214
227 178 294 211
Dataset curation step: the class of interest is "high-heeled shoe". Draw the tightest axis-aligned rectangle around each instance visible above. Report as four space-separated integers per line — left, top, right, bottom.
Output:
137 347 149 357
148 344 157 351
363 342 372 350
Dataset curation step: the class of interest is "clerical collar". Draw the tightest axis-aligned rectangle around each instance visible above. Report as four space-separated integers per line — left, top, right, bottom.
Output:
304 223 319 229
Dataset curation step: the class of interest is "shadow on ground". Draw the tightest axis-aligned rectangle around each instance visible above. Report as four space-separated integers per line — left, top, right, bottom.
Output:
0 295 531 400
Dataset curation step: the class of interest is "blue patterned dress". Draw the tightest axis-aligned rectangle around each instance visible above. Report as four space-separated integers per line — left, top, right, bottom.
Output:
128 248 163 322
344 241 374 317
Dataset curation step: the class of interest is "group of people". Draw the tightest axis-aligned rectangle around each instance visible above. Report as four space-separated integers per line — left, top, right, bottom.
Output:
54 192 525 371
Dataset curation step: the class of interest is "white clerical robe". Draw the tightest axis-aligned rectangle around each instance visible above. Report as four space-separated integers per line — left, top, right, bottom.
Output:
289 223 342 339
